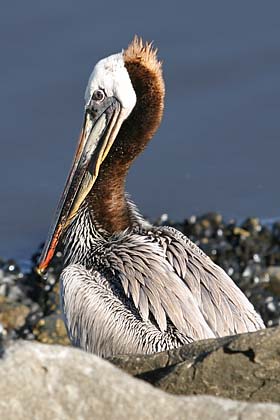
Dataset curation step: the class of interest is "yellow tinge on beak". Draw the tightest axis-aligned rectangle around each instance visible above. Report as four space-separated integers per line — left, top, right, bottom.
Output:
37 97 124 275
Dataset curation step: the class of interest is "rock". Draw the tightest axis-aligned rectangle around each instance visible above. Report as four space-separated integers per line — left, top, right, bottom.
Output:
0 297 30 332
241 218 262 234
32 313 70 346
266 266 280 295
0 341 280 420
109 326 280 403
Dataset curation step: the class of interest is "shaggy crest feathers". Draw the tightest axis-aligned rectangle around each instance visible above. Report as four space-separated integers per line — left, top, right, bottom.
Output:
124 36 163 76
124 36 165 104
122 36 165 140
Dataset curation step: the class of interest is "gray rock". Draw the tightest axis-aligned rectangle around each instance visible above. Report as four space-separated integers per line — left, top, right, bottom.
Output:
109 326 280 403
0 341 280 420
267 266 280 295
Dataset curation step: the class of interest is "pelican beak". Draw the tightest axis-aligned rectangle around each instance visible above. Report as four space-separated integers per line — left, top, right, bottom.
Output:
37 97 124 275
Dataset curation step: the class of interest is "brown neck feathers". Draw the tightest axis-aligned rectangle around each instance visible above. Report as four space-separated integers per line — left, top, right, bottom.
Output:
88 37 165 233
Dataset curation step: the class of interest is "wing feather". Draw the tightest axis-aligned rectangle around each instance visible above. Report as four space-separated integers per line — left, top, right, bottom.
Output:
101 226 264 341
155 226 265 335
106 234 216 339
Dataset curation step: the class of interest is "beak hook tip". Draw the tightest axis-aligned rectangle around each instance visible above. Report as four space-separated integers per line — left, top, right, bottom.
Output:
35 265 45 277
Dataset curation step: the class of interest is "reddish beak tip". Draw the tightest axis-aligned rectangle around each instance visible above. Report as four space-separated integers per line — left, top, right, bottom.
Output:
37 225 63 276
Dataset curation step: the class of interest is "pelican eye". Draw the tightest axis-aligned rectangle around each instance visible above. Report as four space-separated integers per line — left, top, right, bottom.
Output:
92 89 105 102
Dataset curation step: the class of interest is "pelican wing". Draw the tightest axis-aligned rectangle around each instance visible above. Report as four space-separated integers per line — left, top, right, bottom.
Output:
154 226 265 335
107 235 217 340
60 263 173 356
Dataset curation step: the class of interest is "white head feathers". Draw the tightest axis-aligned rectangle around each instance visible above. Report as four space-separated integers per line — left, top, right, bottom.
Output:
85 52 137 120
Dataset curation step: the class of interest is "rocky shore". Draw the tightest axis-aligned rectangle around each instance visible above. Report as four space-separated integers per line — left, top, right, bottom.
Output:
1 212 280 418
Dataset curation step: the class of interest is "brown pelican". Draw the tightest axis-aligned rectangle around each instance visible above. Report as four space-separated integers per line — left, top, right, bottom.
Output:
37 37 264 357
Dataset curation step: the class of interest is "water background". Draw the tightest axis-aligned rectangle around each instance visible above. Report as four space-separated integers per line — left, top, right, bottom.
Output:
1 1 280 262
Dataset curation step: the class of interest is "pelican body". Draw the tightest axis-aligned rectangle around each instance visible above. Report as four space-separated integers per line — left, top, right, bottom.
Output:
38 38 264 357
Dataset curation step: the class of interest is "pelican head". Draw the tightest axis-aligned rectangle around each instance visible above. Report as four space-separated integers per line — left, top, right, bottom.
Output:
37 37 165 274
85 53 136 118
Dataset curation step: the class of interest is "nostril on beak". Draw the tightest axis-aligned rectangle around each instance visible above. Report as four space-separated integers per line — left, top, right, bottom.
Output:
86 102 99 118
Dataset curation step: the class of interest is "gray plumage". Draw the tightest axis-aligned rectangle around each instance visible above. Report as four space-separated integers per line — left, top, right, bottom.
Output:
60 200 265 358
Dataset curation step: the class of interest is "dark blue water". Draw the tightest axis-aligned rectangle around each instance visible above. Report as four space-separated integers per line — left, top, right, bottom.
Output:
1 1 280 262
